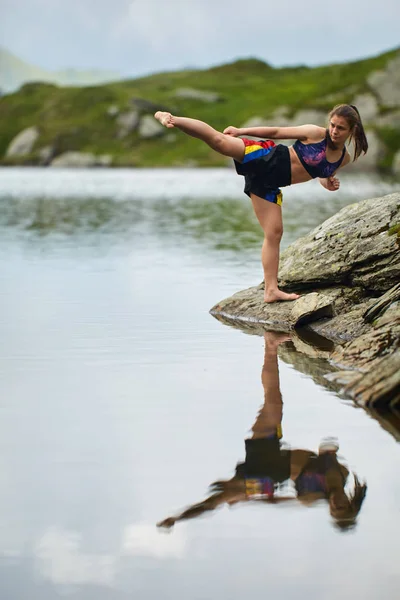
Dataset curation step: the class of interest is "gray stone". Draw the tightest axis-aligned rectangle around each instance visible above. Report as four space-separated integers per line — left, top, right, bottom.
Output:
279 192 400 292
131 97 170 113
173 88 222 103
107 105 120 117
138 115 165 139
345 129 384 172
290 109 326 127
50 152 112 168
6 126 39 157
116 110 139 138
351 93 379 123
37 145 55 165
367 54 400 107
376 110 400 128
392 150 400 175
289 293 333 327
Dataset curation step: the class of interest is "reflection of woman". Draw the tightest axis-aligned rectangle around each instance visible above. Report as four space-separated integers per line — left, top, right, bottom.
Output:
157 332 367 531
154 105 368 302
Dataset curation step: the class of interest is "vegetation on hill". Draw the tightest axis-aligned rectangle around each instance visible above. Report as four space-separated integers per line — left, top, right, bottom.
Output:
0 47 399 168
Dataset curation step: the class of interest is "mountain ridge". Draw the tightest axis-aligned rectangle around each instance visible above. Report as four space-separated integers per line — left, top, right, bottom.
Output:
0 47 121 93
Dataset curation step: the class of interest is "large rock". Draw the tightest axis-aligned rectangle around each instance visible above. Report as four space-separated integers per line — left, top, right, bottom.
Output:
138 115 165 139
116 110 140 139
6 126 39 157
345 130 385 172
350 93 379 124
173 88 222 103
278 192 400 292
392 150 400 176
50 152 112 167
210 192 400 408
367 54 400 107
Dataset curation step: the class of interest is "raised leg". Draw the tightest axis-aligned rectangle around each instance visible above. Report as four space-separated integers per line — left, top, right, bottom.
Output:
154 112 245 162
250 193 300 303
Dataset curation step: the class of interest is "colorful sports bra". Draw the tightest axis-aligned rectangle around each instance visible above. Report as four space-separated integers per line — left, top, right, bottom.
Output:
293 133 346 178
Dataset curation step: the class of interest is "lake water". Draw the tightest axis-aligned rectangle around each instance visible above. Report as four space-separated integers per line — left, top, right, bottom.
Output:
0 168 399 600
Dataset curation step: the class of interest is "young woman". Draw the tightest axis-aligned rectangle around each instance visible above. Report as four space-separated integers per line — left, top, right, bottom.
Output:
154 105 368 302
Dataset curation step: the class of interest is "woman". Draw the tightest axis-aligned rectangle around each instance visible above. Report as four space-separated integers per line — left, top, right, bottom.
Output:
157 332 367 531
154 105 368 302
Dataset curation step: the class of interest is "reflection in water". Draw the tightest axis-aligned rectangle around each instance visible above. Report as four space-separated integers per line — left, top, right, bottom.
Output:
158 332 367 532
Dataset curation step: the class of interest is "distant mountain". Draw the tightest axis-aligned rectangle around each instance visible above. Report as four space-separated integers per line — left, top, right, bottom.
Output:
0 47 121 93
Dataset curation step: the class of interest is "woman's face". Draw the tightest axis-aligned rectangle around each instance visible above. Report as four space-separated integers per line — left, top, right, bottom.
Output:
329 115 352 145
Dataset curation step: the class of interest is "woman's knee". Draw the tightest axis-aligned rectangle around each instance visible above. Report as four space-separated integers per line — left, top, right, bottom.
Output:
264 224 283 242
212 132 230 154
212 132 243 159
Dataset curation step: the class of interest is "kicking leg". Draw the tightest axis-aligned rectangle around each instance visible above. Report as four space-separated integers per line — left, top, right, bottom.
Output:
154 112 245 162
250 193 300 303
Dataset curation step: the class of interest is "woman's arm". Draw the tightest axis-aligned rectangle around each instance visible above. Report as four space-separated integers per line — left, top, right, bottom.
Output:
224 124 323 141
318 153 351 191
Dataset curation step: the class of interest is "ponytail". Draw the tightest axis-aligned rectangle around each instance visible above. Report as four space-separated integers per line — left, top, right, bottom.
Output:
330 104 368 161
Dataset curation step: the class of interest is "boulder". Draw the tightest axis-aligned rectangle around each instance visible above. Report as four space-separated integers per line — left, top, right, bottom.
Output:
210 192 400 408
131 97 171 113
138 115 165 139
278 192 400 292
6 126 39 157
345 130 385 172
116 110 140 138
376 109 400 129
50 152 112 168
37 145 55 165
173 88 222 103
351 93 379 124
367 54 400 107
392 150 400 176
107 105 119 117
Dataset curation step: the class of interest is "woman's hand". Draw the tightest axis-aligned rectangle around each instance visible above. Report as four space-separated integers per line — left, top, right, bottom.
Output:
223 126 241 137
319 176 340 191
326 176 340 191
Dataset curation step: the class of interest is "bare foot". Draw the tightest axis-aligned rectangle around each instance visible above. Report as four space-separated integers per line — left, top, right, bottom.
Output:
264 289 300 303
154 111 175 128
157 517 176 529
263 331 292 347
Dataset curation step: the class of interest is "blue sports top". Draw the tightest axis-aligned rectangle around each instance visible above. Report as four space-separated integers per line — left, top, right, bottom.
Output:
293 133 346 178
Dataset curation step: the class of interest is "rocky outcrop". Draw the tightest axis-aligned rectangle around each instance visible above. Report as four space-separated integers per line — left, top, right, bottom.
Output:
173 88 222 103
6 126 39 157
138 115 165 139
116 110 140 139
367 55 400 107
210 192 400 408
50 152 112 167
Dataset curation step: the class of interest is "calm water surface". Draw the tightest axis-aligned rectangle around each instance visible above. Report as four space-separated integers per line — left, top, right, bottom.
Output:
0 168 399 600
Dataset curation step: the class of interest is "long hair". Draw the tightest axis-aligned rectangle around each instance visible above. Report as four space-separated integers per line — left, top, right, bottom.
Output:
329 104 368 161
332 475 368 531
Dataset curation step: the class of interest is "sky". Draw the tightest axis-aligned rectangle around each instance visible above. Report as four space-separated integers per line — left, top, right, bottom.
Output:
1 0 399 77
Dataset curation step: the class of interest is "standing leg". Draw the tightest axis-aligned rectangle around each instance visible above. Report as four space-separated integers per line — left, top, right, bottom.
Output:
251 331 291 439
250 193 300 303
154 112 245 162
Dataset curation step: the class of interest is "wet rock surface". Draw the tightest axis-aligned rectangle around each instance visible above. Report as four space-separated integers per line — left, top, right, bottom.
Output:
210 192 400 408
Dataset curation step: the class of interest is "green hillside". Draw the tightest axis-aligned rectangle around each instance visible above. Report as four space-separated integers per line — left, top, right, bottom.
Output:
1 47 399 169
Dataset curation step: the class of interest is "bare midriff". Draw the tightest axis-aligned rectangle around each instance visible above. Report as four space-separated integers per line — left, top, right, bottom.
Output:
288 146 314 184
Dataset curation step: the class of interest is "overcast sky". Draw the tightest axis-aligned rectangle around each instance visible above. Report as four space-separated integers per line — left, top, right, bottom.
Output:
1 0 399 76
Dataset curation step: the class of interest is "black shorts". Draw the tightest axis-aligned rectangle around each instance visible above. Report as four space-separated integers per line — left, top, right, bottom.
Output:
234 140 292 205
235 436 291 483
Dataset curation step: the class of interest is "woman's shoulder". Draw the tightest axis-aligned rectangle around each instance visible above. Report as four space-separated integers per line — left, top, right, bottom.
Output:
301 125 326 143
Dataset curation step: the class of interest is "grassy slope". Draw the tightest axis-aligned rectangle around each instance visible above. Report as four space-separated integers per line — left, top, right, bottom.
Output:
0 47 399 167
